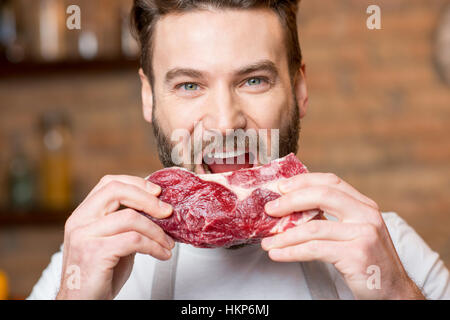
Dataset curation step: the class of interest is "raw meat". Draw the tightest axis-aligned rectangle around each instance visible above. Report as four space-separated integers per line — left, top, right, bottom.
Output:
144 153 321 248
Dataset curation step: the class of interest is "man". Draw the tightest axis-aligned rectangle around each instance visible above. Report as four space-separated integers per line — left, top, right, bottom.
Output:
28 0 449 300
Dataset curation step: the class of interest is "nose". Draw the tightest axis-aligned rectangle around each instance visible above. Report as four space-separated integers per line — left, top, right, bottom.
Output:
203 83 247 135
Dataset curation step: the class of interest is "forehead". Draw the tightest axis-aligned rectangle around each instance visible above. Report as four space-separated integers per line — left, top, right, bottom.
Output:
152 8 287 75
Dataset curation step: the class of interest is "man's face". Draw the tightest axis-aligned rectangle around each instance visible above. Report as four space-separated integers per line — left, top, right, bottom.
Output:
140 8 308 173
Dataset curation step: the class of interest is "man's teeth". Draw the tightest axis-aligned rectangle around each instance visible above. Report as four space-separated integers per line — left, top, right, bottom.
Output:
206 150 247 159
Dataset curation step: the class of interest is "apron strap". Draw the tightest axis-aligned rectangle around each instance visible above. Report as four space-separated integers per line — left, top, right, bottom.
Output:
151 243 180 300
301 260 339 300
150 244 339 300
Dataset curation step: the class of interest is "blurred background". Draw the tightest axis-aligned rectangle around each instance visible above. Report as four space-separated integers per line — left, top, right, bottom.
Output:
0 0 449 299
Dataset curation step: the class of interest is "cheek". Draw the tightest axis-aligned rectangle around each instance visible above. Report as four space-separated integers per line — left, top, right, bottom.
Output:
241 89 291 129
154 90 205 135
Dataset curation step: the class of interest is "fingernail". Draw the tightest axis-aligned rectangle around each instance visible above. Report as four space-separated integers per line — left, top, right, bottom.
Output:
159 200 173 215
265 199 279 213
279 179 292 193
146 181 161 195
164 248 171 257
166 236 175 248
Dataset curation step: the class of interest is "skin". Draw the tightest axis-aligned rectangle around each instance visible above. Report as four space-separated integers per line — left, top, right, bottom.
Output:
56 175 175 299
56 8 424 300
140 9 303 171
262 174 424 299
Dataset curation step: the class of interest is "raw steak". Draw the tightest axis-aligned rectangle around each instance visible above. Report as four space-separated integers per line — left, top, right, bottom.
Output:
145 153 321 248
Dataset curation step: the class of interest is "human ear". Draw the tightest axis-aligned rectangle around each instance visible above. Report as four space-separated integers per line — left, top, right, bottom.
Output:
139 68 153 123
293 63 308 119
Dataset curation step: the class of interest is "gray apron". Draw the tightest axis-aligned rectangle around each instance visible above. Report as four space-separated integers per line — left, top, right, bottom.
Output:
150 243 341 300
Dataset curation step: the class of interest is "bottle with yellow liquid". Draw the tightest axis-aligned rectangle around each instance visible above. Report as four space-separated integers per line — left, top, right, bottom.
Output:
0 270 9 300
39 111 73 212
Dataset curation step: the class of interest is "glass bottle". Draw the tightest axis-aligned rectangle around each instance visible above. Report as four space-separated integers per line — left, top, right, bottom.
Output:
39 111 72 212
7 134 36 212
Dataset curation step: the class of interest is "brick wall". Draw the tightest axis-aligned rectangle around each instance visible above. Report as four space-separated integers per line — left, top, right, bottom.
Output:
298 0 450 265
0 0 449 297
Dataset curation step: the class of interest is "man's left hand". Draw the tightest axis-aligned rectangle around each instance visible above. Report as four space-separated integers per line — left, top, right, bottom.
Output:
262 173 425 300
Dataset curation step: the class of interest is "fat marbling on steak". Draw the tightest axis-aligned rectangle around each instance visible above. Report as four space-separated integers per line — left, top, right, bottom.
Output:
144 153 321 248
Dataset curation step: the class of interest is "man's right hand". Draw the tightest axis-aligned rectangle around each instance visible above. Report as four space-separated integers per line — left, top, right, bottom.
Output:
56 175 174 300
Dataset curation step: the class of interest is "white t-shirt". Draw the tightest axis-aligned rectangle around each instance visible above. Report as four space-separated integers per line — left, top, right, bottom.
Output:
27 212 450 300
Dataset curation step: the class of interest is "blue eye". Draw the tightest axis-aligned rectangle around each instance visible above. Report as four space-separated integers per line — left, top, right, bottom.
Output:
246 78 263 86
182 83 199 91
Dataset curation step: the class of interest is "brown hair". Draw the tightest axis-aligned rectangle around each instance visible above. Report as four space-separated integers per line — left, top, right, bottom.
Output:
131 0 302 85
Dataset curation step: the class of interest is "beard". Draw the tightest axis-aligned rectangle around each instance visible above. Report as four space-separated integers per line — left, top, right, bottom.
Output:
151 100 301 170
150 97 300 250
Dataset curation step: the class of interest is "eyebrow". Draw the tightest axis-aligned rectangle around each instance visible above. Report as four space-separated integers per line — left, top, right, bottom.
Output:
234 60 279 79
164 59 279 84
165 68 204 84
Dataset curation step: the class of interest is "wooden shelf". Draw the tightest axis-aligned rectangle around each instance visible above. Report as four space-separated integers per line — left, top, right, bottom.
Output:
0 209 72 227
0 58 140 79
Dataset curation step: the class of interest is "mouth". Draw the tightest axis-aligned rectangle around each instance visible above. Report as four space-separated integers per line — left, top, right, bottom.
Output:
195 150 257 174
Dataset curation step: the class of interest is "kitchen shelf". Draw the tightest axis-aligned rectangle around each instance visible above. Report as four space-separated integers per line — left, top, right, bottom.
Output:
0 58 140 79
0 209 72 227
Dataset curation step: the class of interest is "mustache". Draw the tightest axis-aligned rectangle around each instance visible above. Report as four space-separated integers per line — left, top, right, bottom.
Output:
151 101 300 169
191 129 273 165
194 132 252 155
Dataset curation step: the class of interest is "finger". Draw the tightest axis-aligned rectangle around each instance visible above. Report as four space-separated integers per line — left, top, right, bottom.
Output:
265 186 375 222
268 240 344 264
80 175 162 208
261 220 363 251
84 208 175 250
278 173 378 209
80 180 173 221
104 231 172 261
